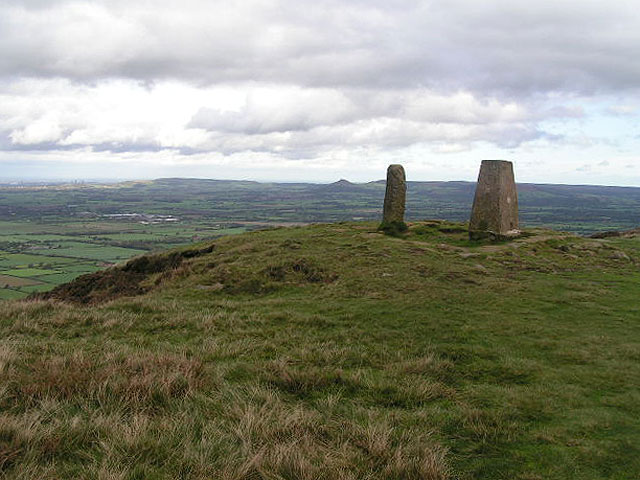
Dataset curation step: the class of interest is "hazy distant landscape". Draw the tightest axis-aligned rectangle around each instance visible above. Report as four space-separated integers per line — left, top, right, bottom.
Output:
1 177 639 300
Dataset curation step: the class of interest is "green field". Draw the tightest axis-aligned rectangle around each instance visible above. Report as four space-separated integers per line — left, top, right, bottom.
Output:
0 268 61 277
0 252 77 267
32 272 92 285
44 242 147 261
0 274 41 287
1 221 638 478
0 288 28 300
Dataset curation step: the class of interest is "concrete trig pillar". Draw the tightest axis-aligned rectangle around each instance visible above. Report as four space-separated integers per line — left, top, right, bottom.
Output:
469 160 519 240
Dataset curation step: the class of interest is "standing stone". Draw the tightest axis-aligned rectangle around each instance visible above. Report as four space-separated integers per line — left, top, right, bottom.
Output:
381 164 407 229
469 160 519 240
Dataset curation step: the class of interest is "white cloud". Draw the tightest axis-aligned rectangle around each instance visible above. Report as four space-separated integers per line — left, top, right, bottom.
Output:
190 87 358 134
1 79 569 157
606 105 638 116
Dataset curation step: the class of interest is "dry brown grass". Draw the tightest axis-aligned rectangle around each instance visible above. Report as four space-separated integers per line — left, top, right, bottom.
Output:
2 351 203 409
217 386 449 480
0 334 451 479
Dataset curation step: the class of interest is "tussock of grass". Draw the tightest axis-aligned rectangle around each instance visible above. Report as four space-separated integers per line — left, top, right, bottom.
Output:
1 221 639 478
2 352 202 409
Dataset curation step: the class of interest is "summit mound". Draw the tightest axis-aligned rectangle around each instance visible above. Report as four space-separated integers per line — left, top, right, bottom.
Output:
2 221 640 479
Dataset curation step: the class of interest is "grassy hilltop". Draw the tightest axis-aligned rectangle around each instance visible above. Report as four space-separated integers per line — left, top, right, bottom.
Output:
1 221 640 479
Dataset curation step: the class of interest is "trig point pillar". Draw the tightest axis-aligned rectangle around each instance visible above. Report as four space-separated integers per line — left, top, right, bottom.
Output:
380 164 407 230
469 160 519 240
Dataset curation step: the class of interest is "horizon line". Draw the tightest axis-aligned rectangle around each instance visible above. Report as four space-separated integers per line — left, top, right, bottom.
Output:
2 176 640 190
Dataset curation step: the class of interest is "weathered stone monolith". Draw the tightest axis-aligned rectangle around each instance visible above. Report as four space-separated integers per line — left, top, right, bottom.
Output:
380 164 407 232
469 160 519 240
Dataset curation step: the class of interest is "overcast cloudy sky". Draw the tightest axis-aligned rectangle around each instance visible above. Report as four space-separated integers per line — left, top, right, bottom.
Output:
1 0 639 184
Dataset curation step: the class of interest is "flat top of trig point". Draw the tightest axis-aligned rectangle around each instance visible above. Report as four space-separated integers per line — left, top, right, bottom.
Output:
388 164 404 169
481 159 512 165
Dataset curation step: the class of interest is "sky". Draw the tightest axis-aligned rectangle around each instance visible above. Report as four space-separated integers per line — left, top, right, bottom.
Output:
1 0 640 185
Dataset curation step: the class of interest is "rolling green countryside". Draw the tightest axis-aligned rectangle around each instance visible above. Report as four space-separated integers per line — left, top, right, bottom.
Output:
2 177 639 300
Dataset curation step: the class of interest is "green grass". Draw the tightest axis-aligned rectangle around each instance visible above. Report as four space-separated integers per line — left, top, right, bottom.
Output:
0 234 83 243
0 288 28 300
43 242 146 261
0 253 78 267
31 272 89 285
0 268 61 277
96 232 180 241
1 221 639 479
61 263 102 273
20 283 56 293
0 275 41 287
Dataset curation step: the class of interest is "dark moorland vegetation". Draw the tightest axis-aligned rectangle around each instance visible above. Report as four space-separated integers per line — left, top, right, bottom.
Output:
1 221 639 479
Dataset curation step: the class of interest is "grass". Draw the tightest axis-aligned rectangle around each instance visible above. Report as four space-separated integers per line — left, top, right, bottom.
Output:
32 272 92 285
0 289 27 300
0 253 77 268
0 275 41 288
1 221 639 479
45 242 146 262
0 269 61 278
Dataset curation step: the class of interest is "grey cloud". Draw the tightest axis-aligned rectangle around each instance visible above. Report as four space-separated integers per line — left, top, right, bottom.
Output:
189 88 360 134
189 87 551 134
541 105 584 119
184 85 561 155
1 0 639 96
189 115 546 158
0 134 165 154
0 133 76 152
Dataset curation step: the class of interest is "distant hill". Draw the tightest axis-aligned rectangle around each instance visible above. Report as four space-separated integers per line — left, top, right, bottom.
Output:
314 178 361 192
1 177 640 234
153 178 640 233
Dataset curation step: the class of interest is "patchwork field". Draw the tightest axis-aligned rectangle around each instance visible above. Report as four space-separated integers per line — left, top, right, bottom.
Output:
0 219 249 300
